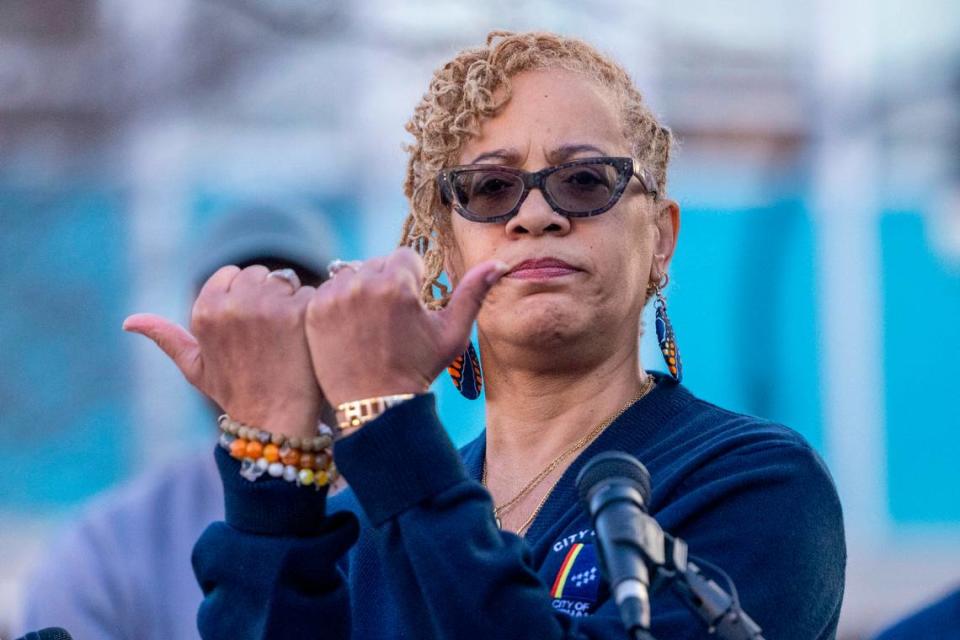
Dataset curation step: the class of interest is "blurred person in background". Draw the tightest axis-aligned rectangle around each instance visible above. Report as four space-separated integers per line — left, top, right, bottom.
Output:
127 31 845 639
873 585 960 639
18 206 336 640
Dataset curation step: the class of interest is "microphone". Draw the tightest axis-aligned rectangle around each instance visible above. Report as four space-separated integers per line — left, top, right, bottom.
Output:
577 452 766 640
15 629 74 640
576 451 664 639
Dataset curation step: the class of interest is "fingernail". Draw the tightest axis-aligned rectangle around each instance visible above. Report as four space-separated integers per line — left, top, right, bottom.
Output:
485 261 509 285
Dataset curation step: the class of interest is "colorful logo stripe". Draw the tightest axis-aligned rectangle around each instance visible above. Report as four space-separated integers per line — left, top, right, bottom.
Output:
551 543 585 598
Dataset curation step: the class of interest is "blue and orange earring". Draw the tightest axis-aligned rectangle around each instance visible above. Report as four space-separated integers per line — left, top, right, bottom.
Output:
653 274 683 383
448 341 483 399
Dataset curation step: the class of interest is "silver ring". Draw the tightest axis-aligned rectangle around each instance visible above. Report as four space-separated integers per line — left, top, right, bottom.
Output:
266 268 301 291
327 259 361 279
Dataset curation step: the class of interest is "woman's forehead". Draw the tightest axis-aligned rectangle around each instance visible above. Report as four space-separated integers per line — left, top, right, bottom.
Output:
457 69 628 166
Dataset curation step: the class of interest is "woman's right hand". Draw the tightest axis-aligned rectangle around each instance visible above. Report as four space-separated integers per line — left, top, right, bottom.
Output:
123 265 323 439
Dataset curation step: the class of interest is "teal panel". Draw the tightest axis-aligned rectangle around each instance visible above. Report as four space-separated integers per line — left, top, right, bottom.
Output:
668 202 824 453
434 375 486 448
881 212 960 524
0 187 132 508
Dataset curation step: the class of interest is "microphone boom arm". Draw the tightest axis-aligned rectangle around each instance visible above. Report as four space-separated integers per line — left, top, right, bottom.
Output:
660 536 766 640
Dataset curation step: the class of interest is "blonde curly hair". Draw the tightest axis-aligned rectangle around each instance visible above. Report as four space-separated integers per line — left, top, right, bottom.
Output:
399 30 673 308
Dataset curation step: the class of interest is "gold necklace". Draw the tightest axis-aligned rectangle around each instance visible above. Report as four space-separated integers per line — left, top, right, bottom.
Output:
482 375 656 534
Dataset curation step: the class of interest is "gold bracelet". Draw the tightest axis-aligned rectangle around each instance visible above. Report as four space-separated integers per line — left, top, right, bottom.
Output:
336 394 416 432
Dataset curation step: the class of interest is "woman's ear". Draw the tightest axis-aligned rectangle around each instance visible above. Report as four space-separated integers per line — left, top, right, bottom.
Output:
652 198 680 276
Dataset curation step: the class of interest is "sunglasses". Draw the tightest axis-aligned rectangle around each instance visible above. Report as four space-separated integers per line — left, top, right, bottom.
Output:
437 156 658 223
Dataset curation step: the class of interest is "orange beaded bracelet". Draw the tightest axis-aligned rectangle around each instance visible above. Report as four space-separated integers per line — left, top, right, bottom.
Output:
217 415 337 489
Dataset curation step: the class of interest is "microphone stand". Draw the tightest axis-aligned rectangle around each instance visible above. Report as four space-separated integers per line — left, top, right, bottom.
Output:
645 535 766 640
673 560 764 640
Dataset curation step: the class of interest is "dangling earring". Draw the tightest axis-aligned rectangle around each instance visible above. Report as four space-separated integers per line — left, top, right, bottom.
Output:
653 273 683 383
448 341 483 399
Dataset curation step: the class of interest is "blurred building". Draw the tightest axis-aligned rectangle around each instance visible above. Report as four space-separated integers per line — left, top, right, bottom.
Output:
1 1 958 638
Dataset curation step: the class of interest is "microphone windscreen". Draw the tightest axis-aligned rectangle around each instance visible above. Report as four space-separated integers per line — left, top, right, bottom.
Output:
576 451 652 505
17 628 74 640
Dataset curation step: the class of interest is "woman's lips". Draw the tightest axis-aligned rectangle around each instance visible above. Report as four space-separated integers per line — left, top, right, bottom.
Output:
506 258 581 280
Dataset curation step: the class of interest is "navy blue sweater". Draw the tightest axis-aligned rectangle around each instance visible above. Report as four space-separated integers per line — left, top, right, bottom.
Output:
192 376 846 639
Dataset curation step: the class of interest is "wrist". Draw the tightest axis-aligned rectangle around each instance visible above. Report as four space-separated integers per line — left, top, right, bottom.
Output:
323 374 430 410
259 404 322 439
218 413 337 489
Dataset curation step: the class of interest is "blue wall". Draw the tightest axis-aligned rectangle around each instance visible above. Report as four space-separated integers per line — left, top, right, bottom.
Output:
1 187 133 507
670 202 824 451
3 192 959 528
881 212 960 524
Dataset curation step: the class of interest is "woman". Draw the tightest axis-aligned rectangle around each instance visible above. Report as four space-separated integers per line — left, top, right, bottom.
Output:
125 31 845 639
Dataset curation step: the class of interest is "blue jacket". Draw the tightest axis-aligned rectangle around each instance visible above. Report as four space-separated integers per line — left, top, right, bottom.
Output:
193 376 846 639
874 588 960 640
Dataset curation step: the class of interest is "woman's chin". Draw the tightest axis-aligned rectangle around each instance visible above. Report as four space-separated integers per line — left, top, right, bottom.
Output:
487 298 592 349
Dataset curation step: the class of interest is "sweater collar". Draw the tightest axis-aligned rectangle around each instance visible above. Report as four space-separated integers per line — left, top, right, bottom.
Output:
459 372 694 540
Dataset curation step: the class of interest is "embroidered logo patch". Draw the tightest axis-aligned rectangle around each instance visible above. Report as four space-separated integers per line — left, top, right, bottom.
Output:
549 542 601 617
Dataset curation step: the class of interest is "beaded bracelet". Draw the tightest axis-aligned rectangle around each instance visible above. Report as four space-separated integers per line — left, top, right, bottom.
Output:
217 415 338 490
218 415 333 452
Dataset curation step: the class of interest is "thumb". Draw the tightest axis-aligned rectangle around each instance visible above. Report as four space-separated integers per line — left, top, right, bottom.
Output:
123 313 203 384
439 260 509 345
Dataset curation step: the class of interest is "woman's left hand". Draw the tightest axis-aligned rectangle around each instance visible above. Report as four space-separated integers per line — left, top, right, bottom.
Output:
305 247 507 407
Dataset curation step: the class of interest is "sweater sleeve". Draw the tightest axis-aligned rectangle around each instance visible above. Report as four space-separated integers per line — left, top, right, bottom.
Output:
191 446 360 640
335 394 846 640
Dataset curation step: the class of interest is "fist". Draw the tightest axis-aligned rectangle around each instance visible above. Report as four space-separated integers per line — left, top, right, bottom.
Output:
304 248 507 407
124 265 323 438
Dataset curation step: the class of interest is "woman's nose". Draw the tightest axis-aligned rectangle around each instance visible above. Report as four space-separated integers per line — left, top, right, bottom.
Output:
505 189 571 237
